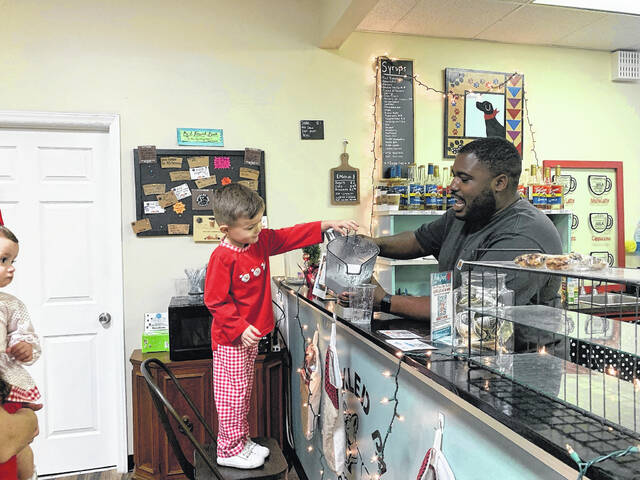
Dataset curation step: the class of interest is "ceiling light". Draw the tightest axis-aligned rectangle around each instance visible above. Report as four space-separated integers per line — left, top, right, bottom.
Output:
532 0 640 15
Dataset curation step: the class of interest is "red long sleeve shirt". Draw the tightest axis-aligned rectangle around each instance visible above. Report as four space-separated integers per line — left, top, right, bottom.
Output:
204 221 322 349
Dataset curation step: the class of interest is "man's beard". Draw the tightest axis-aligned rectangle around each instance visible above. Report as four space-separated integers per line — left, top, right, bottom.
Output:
462 186 496 224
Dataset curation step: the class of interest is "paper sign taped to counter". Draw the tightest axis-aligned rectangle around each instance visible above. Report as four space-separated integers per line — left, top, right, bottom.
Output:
378 330 421 339
193 215 223 242
144 201 165 214
168 223 190 235
161 157 183 168
157 191 179 208
244 148 262 166
190 166 210 180
172 183 191 200
195 176 217 188
187 156 209 168
131 218 152 234
142 184 166 195
239 167 260 180
430 271 453 343
238 179 258 191
138 145 157 164
385 339 436 351
169 170 191 182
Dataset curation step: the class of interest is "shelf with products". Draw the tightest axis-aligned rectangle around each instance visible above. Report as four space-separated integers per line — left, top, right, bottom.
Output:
456 259 640 440
372 209 573 297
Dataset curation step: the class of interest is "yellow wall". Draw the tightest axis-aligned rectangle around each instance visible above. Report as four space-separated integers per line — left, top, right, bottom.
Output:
2 0 639 452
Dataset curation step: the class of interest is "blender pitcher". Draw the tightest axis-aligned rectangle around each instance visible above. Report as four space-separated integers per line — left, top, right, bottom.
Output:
324 229 380 296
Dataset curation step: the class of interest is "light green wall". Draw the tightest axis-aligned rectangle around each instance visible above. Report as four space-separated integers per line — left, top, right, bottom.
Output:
2 0 639 451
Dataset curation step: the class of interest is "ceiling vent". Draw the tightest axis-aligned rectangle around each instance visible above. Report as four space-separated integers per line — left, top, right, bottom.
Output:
611 50 640 82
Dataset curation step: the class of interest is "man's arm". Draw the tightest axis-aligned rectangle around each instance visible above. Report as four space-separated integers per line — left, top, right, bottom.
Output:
372 280 431 321
0 407 38 462
372 231 427 260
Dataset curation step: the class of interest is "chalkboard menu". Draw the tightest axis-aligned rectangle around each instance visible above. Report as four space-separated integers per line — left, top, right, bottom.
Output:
330 153 359 205
379 58 414 178
300 120 324 140
133 148 266 236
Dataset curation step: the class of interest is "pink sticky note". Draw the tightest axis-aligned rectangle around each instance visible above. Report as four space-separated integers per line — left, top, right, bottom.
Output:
214 156 231 169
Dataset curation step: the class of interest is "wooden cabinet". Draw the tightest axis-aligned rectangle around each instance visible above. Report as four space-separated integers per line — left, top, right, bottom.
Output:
130 349 285 480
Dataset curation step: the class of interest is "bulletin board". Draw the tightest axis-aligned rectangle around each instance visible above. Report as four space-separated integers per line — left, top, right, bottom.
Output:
543 160 625 267
133 148 266 237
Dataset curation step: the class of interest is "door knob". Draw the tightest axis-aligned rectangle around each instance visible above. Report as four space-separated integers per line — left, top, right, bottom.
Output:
98 312 112 327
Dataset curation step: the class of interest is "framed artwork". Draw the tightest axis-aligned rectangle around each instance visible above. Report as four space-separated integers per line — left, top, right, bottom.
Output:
444 68 524 158
543 160 625 267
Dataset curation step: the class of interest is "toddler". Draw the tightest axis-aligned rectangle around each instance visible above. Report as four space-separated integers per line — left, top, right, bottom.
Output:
204 183 357 469
0 222 41 480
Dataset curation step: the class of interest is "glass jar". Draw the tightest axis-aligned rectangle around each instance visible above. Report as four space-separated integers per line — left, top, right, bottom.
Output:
454 271 514 353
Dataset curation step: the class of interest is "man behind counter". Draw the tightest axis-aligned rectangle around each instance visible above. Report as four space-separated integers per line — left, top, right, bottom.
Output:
372 137 562 321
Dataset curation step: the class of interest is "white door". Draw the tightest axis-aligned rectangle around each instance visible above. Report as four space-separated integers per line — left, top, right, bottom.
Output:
0 113 126 474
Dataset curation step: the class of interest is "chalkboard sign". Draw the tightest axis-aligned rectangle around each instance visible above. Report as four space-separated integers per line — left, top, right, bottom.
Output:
331 153 359 205
300 120 324 140
133 148 266 236
379 58 414 178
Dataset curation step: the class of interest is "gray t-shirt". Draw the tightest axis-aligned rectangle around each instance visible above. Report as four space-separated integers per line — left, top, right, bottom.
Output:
414 198 563 305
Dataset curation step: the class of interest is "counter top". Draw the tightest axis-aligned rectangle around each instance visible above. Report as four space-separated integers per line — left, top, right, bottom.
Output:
275 279 640 480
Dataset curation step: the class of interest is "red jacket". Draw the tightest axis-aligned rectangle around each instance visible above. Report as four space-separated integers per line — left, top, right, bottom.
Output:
204 222 322 349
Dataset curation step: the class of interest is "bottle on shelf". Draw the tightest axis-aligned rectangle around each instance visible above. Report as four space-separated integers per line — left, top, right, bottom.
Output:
517 166 529 201
530 165 547 209
397 165 409 210
408 164 423 211
442 167 453 209
424 163 437 210
434 165 444 210
549 165 564 210
542 167 552 210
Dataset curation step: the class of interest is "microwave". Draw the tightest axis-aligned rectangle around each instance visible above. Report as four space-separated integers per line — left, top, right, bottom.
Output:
168 295 212 361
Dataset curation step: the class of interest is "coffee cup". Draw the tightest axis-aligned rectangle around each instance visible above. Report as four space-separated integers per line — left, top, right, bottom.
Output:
555 174 577 195
589 251 615 267
589 212 614 233
588 175 612 196
571 214 579 230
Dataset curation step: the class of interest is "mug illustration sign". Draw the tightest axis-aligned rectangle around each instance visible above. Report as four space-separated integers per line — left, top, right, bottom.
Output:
590 251 615 267
589 213 614 233
588 175 612 196
571 214 579 230
555 174 577 195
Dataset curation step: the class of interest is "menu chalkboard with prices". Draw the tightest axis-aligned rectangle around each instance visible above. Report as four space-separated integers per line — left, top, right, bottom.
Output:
331 152 359 205
378 58 414 178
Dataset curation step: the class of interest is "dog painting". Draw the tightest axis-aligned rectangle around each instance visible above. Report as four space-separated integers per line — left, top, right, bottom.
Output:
463 92 506 139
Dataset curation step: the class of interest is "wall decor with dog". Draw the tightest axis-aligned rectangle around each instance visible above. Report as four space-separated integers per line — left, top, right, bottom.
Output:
444 68 524 158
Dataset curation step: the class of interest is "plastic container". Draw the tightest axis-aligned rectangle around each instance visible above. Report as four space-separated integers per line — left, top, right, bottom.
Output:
348 284 376 324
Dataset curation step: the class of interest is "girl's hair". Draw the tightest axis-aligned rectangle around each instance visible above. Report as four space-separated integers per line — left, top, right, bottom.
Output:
0 375 10 403
0 226 18 244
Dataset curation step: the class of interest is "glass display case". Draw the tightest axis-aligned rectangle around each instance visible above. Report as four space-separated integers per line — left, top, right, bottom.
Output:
456 259 640 437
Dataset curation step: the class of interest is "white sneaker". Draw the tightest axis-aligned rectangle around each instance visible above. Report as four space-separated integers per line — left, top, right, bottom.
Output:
246 438 270 459
217 442 265 469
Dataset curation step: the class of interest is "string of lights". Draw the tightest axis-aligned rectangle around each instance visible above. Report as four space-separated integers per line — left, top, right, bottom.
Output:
566 443 640 480
523 91 540 166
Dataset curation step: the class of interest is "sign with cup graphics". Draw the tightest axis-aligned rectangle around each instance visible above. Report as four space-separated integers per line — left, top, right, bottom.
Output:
545 161 624 266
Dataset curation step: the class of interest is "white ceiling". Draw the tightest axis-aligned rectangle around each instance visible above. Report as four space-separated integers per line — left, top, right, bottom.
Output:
354 0 640 51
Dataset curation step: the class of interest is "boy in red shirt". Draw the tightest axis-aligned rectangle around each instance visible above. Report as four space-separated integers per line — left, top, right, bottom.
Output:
204 183 357 469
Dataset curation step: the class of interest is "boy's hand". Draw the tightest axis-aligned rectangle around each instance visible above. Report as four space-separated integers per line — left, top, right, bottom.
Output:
321 220 359 235
241 325 262 347
7 342 33 363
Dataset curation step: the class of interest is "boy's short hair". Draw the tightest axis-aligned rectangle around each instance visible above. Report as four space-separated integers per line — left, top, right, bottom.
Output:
0 226 18 244
213 183 265 226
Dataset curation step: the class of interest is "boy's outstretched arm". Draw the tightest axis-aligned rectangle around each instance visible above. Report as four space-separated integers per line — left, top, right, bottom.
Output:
320 220 359 235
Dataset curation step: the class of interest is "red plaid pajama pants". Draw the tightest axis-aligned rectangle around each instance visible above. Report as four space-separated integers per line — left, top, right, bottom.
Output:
212 343 258 458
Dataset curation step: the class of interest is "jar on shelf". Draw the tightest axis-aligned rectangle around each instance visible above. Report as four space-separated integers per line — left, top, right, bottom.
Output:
453 271 514 353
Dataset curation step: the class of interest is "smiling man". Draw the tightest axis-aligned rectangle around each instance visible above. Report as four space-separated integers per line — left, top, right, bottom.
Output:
372 137 562 322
